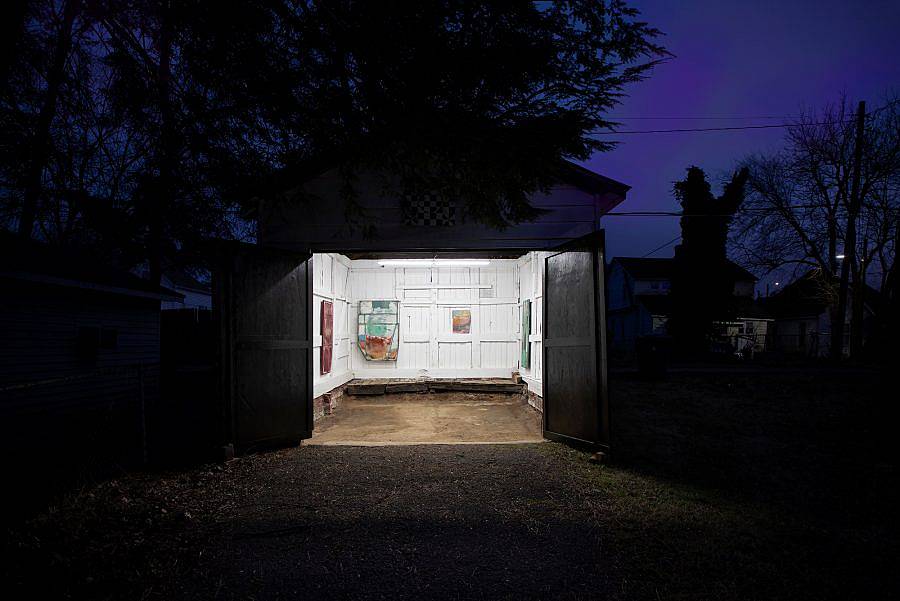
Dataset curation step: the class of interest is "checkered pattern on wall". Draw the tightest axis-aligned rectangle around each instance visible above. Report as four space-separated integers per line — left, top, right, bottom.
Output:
401 192 457 227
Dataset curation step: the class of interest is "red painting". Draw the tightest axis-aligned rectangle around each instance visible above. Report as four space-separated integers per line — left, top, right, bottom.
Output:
320 300 333 374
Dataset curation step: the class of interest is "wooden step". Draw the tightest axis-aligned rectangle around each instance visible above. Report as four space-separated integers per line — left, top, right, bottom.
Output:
345 378 525 396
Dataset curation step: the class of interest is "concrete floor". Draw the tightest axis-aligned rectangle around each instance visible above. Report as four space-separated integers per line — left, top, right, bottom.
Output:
308 392 543 445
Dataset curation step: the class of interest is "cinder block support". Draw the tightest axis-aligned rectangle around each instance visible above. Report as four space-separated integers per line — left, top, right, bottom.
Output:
524 389 543 413
313 383 348 421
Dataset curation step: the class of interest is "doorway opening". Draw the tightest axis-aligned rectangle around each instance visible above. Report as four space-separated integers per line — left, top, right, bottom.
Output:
308 252 543 444
215 236 608 452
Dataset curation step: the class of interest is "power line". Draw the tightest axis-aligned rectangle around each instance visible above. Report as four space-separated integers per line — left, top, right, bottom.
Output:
607 115 790 121
590 121 850 135
598 98 900 133
603 205 838 217
642 235 681 258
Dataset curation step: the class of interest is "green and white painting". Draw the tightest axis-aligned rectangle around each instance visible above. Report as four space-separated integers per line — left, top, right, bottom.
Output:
357 300 400 361
521 300 531 368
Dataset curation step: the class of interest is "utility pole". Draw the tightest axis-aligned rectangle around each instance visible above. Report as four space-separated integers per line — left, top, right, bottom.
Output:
831 100 866 361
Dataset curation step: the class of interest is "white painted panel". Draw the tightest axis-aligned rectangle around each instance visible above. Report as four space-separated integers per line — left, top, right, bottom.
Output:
312 296 322 344
313 253 354 397
399 342 430 369
334 301 349 352
333 258 527 383
438 342 472 369
480 304 516 340
351 269 396 301
481 341 518 368
493 266 519 300
517 251 546 397
518 259 533 300
437 268 472 303
532 341 542 380
314 253 333 296
333 260 349 298
402 268 432 301
401 305 430 341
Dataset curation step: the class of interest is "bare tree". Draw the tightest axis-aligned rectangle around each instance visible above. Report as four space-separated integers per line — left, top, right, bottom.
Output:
732 94 900 358
17 0 82 238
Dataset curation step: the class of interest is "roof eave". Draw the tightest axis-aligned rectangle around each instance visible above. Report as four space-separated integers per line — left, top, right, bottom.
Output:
2 271 185 302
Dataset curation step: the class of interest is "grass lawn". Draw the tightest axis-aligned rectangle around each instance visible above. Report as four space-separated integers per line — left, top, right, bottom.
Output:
553 443 897 599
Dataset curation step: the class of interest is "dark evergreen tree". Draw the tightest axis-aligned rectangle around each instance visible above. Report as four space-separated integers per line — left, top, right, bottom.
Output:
668 166 749 355
2 1 667 278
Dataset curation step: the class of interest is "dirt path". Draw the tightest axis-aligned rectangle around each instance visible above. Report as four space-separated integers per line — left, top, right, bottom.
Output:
309 393 543 445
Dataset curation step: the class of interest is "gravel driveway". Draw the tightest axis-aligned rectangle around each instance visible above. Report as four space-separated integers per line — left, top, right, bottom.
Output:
185 444 613 600
8 428 895 600
8 444 618 601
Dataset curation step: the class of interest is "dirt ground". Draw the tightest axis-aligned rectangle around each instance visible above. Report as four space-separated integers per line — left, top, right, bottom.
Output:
5 371 898 600
5 443 897 601
310 392 543 445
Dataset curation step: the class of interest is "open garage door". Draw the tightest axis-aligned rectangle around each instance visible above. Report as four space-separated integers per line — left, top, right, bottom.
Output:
215 242 313 452
542 232 610 450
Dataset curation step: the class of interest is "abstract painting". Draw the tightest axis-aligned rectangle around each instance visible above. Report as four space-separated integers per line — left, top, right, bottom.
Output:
521 300 531 368
320 300 333 374
452 309 471 334
357 300 399 361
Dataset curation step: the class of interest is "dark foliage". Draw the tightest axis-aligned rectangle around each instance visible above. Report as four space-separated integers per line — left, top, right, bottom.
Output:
1 1 666 275
668 166 748 354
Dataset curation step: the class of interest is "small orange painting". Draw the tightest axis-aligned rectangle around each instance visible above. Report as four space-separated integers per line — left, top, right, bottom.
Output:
452 309 471 334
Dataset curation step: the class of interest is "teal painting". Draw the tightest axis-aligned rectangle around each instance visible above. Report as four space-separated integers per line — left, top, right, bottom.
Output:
357 300 400 361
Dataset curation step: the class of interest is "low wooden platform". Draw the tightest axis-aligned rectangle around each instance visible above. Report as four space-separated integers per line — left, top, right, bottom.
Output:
345 378 525 396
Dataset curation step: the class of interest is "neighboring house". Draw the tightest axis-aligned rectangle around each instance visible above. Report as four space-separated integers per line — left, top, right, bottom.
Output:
0 232 182 475
763 270 879 357
606 256 772 356
161 269 212 311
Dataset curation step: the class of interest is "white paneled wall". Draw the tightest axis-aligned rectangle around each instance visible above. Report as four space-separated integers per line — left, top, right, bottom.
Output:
518 252 547 396
349 259 521 379
312 254 547 397
312 253 353 397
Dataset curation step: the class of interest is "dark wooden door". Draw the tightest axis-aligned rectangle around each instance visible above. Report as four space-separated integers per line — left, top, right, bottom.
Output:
216 242 313 452
542 232 610 450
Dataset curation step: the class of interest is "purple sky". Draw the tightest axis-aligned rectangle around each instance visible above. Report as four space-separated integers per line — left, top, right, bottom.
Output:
586 0 900 265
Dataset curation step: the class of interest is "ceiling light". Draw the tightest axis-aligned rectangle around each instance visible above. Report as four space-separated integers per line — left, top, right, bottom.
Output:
377 259 491 267
376 259 433 267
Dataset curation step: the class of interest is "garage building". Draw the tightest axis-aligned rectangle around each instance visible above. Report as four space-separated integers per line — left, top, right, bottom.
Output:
216 162 628 453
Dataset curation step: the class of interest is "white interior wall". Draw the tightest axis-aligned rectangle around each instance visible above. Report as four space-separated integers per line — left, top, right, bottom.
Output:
517 252 548 396
312 253 547 397
312 253 353 397
349 259 520 379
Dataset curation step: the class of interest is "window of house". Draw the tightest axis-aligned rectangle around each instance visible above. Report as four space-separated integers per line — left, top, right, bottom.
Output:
652 316 668 333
